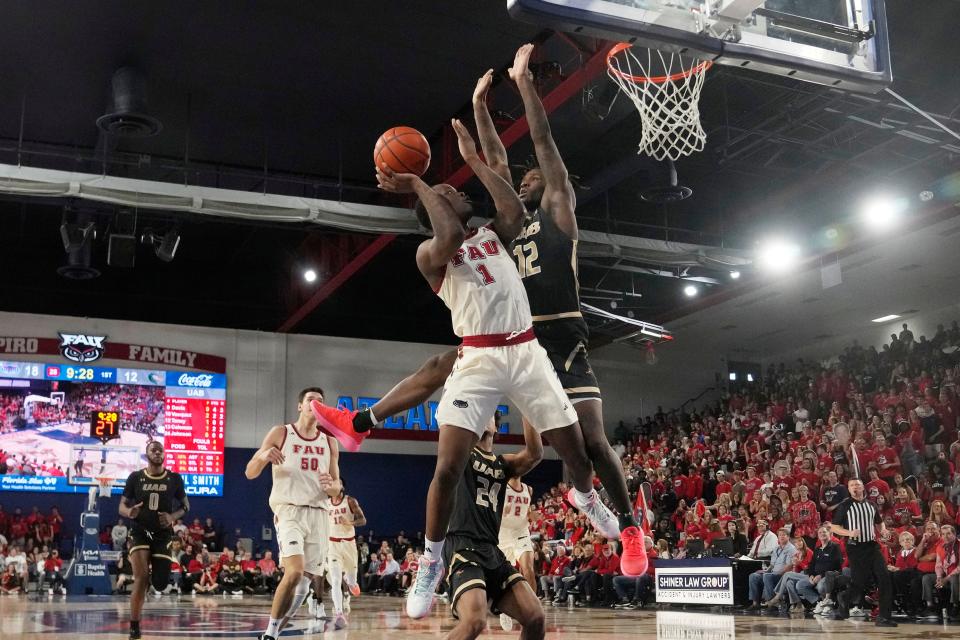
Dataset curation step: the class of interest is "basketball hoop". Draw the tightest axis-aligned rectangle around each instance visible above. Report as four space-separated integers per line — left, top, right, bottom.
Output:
97 477 112 499
606 43 711 161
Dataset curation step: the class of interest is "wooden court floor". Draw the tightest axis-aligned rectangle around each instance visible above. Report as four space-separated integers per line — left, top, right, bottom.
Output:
0 593 952 638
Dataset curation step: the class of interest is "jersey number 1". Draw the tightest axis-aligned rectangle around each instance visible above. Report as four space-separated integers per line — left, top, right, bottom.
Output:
475 477 501 511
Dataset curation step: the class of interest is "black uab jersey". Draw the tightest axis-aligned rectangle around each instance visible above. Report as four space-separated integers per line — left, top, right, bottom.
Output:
122 468 186 532
511 207 600 401
448 447 511 544
510 206 583 326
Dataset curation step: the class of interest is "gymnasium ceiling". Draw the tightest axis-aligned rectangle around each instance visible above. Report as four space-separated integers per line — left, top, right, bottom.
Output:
0 1 958 348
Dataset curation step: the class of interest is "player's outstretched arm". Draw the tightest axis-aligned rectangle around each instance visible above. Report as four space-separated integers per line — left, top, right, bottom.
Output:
503 418 544 478
379 167 464 288
510 43 576 238
472 70 511 184
451 118 523 243
244 425 286 479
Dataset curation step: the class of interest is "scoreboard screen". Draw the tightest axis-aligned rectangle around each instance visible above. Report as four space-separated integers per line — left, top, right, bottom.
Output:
0 360 226 496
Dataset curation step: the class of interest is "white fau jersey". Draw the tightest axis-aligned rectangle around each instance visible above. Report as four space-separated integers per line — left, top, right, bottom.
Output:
327 495 355 538
500 481 532 534
268 424 332 511
436 226 533 337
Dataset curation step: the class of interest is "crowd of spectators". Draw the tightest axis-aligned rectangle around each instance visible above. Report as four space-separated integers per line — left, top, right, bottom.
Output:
0 505 66 595
523 321 960 621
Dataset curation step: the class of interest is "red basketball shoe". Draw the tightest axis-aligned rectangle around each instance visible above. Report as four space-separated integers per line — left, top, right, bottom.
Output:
310 401 369 452
619 526 649 577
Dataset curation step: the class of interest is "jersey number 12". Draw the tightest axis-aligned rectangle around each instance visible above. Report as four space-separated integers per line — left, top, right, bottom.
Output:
512 242 541 279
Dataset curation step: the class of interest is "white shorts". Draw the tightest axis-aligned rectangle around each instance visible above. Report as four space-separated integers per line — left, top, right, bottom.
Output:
499 529 535 565
326 538 359 576
434 339 578 436
273 504 329 576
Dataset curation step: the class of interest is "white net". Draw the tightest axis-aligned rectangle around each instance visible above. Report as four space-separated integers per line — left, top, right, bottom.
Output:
607 43 711 161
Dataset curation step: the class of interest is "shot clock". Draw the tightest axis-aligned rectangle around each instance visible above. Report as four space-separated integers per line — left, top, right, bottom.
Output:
90 410 121 444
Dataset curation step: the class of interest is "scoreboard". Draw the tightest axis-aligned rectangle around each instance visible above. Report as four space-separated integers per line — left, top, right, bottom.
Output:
0 360 227 496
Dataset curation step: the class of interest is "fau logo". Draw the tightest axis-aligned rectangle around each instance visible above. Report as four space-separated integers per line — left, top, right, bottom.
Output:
451 240 500 266
178 373 213 387
59 333 107 363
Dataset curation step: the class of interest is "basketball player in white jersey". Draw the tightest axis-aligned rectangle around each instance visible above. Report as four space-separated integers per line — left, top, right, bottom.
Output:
245 387 344 638
325 487 365 617
498 476 535 631
500 478 535 586
375 119 617 619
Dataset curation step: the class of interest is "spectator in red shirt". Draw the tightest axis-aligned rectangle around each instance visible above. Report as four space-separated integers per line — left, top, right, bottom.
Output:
744 467 764 501
920 524 959 618
876 436 902 483
790 485 821 547
188 518 205 545
715 470 732 498
48 507 63 543
864 467 891 503
540 545 571 601
888 531 922 616
42 549 65 594
595 541 621 606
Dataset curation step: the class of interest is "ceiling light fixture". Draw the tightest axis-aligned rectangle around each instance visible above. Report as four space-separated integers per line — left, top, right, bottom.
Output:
683 284 698 298
861 194 908 231
871 314 900 323
757 238 801 273
303 268 318 283
729 270 740 280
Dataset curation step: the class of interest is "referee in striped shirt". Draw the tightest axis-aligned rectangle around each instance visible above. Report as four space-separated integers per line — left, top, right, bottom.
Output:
830 478 897 627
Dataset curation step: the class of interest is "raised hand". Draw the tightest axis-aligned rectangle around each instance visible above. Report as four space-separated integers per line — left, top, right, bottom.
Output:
451 119 479 163
509 43 535 84
473 69 494 105
376 165 423 194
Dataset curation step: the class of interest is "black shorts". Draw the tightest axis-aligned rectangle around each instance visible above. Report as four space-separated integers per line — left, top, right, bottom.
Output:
443 535 524 618
534 318 601 403
129 527 175 561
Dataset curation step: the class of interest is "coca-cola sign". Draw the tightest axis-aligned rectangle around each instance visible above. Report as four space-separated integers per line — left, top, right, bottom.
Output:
177 373 214 388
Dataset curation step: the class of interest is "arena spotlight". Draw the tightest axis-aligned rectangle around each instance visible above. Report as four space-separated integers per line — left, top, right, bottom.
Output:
140 227 181 262
861 194 908 231
683 284 698 297
729 270 741 280
303 268 318 283
757 239 801 273
60 221 97 252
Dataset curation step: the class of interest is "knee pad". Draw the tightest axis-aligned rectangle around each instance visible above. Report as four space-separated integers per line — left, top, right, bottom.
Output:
150 556 172 591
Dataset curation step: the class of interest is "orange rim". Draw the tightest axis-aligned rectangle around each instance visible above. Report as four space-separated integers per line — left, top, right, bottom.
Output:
606 42 712 84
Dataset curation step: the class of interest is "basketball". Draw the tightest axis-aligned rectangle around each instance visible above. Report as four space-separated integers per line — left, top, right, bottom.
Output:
374 126 431 176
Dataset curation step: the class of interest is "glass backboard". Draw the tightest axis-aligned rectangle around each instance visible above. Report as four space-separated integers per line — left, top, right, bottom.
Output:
507 0 892 93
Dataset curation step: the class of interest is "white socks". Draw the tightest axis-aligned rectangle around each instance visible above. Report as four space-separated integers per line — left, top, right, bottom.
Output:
327 565 343 614
424 538 444 560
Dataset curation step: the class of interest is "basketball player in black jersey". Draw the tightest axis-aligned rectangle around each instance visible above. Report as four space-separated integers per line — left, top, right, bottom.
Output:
119 441 189 640
311 47 642 575
444 416 545 640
